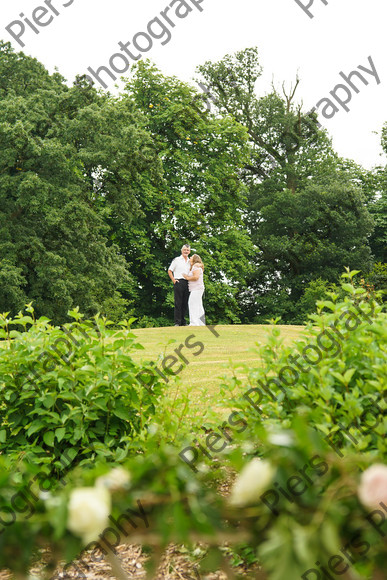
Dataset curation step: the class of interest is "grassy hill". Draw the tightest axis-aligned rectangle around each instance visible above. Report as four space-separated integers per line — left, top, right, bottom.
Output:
131 324 304 424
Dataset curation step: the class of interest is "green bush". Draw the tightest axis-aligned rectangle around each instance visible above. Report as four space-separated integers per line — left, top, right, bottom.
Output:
133 315 172 328
99 291 133 324
223 270 386 460
0 259 27 314
0 273 386 580
0 306 165 472
294 278 334 323
1 417 385 579
362 261 387 298
294 268 386 326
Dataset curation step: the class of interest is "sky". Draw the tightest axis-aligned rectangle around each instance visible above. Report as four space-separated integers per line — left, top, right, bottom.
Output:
2 0 387 169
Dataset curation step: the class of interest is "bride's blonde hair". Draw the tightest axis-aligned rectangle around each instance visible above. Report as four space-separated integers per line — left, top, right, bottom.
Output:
191 254 204 270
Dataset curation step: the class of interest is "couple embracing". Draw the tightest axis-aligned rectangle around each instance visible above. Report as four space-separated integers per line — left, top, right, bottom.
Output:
168 244 205 326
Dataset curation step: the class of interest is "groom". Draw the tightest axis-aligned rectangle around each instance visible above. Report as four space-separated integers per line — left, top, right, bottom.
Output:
168 244 191 326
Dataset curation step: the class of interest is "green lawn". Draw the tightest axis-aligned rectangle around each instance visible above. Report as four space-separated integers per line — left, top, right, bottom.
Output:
131 324 304 423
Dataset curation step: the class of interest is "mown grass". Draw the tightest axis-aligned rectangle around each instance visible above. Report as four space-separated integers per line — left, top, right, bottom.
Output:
0 322 305 425
131 324 304 424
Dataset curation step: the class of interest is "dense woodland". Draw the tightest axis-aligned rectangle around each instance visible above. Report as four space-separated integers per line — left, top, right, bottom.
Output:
1 42 386 325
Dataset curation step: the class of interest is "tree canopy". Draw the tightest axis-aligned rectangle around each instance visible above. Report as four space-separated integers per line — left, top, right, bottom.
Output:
196 47 376 321
0 42 384 325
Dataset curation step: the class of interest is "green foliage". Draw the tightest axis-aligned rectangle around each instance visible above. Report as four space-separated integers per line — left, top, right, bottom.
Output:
0 42 162 324
134 315 172 328
0 306 165 471
0 259 26 314
1 43 382 326
330 161 387 265
227 421 386 580
120 60 254 323
362 261 387 297
295 278 333 322
0 441 224 575
227 272 386 458
0 40 64 98
290 268 386 326
1 424 384 579
99 292 133 324
221 543 260 570
198 48 374 324
369 188 387 263
0 275 386 579
238 180 373 323
197 46 338 193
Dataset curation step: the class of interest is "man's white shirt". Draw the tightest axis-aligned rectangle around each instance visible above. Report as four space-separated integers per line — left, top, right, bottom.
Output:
169 255 191 279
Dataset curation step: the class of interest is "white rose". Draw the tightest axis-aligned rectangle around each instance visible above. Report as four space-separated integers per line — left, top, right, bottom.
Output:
95 467 131 491
358 464 387 509
67 487 111 544
268 432 293 447
230 459 275 507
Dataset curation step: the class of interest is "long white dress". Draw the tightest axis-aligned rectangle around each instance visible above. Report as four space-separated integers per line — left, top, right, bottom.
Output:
187 266 205 326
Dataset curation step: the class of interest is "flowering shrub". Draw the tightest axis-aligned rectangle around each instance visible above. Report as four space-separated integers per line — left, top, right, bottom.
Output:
0 274 386 579
358 464 387 508
0 426 386 579
229 459 275 507
67 487 111 544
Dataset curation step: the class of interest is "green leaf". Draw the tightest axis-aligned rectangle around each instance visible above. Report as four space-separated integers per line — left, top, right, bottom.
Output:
115 447 128 462
43 431 55 447
321 520 340 554
80 365 96 372
113 406 131 421
14 316 34 326
55 427 66 442
341 283 356 293
42 395 56 409
27 420 45 437
343 368 356 383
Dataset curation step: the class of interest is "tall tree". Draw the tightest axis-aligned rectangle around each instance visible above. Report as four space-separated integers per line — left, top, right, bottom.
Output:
330 158 386 264
370 126 387 264
0 42 161 322
197 47 374 321
119 61 254 323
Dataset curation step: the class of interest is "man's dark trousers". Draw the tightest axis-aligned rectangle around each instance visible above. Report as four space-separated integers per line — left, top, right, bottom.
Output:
174 279 189 326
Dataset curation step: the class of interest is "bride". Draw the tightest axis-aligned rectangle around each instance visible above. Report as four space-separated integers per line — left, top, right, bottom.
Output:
183 254 205 326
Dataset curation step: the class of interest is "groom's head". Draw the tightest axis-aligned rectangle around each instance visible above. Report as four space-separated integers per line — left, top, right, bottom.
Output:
181 244 191 258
